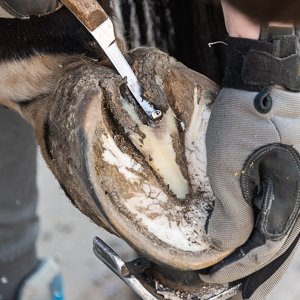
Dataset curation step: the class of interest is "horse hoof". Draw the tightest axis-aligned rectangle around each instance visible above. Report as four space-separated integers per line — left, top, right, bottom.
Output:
41 48 233 270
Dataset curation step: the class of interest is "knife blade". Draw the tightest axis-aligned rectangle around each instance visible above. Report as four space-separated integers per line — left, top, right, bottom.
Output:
61 0 163 121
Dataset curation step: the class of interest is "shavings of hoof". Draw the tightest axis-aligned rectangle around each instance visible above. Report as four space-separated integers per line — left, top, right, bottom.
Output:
155 279 229 300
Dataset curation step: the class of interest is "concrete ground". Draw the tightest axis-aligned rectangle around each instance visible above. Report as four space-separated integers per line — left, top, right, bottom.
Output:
37 152 300 300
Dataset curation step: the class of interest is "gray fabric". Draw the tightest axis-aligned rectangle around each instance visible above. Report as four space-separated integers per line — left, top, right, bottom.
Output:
248 239 299 300
0 0 59 18
201 87 300 285
0 106 38 299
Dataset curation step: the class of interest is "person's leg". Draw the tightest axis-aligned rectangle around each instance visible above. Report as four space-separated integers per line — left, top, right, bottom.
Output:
221 0 260 39
0 106 38 300
221 0 292 39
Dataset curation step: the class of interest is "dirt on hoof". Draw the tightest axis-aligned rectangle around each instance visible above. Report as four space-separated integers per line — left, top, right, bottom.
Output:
34 47 233 271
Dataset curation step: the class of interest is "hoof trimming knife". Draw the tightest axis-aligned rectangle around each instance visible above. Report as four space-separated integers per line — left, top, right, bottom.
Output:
61 0 163 121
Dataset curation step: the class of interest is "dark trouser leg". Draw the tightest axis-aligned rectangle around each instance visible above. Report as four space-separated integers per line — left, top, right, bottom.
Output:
0 107 38 300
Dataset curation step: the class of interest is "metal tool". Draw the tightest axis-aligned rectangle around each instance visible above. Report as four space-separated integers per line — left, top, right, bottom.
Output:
61 0 162 121
93 237 242 300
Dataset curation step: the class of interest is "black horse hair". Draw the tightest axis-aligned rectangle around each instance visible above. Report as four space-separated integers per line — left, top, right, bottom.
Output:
0 1 112 62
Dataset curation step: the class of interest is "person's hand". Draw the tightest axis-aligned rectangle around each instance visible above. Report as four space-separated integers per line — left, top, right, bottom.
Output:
200 29 300 299
0 0 60 18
